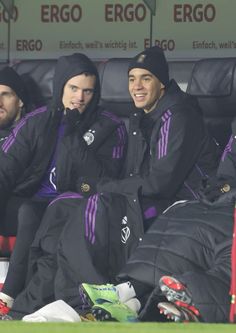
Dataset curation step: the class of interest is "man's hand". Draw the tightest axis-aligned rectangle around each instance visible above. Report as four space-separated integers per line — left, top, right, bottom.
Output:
64 108 82 134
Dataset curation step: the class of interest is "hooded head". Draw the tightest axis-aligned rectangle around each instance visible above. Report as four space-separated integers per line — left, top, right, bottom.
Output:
52 53 100 116
0 66 28 107
128 46 169 86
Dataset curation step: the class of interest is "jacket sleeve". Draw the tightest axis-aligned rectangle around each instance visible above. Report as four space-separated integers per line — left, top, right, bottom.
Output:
57 114 128 194
217 118 236 179
98 109 206 198
0 115 37 201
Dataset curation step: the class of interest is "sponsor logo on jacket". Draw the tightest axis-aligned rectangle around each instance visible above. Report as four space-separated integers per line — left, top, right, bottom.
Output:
121 215 130 243
50 166 57 190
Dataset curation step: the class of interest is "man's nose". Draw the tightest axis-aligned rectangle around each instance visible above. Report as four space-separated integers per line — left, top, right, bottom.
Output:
75 89 84 100
133 79 142 89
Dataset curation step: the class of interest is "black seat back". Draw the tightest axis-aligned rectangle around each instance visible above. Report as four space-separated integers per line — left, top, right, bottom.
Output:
99 58 139 131
13 60 57 110
187 58 236 149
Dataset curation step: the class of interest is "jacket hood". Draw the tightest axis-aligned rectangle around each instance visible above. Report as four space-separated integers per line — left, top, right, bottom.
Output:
52 53 100 116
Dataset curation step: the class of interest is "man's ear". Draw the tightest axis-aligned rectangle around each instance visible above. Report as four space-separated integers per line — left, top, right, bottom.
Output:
160 82 165 90
19 99 24 108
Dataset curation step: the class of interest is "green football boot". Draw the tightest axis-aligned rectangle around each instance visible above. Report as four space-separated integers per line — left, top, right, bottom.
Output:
92 301 138 322
79 283 119 307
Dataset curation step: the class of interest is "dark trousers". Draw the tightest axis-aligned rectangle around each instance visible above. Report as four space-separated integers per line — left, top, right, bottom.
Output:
0 196 29 236
8 194 85 319
8 193 127 318
2 198 49 298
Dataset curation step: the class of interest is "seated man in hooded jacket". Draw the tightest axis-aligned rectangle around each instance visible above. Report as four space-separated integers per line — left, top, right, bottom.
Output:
0 53 127 316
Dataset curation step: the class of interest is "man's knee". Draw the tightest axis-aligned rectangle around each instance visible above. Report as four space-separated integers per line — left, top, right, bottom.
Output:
17 201 46 230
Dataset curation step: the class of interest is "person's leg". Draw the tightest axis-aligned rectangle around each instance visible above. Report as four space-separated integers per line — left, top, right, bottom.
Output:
55 193 127 307
8 193 85 319
0 198 48 316
0 196 29 236
2 199 48 299
0 196 28 313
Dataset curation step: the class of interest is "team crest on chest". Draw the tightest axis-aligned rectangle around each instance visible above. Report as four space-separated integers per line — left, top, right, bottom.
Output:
83 129 95 145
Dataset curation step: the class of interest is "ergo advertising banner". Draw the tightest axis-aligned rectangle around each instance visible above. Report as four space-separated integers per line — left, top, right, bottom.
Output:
0 0 235 61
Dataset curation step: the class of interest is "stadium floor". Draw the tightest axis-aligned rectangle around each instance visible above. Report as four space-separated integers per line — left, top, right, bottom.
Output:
0 322 235 333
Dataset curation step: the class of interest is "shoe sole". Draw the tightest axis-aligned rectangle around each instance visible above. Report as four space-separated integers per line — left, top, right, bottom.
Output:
158 302 182 322
158 302 199 322
159 276 200 317
92 306 116 321
159 277 191 304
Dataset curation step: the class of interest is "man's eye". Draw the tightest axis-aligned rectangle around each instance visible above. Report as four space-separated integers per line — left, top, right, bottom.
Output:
84 89 94 96
0 92 13 98
71 86 77 92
